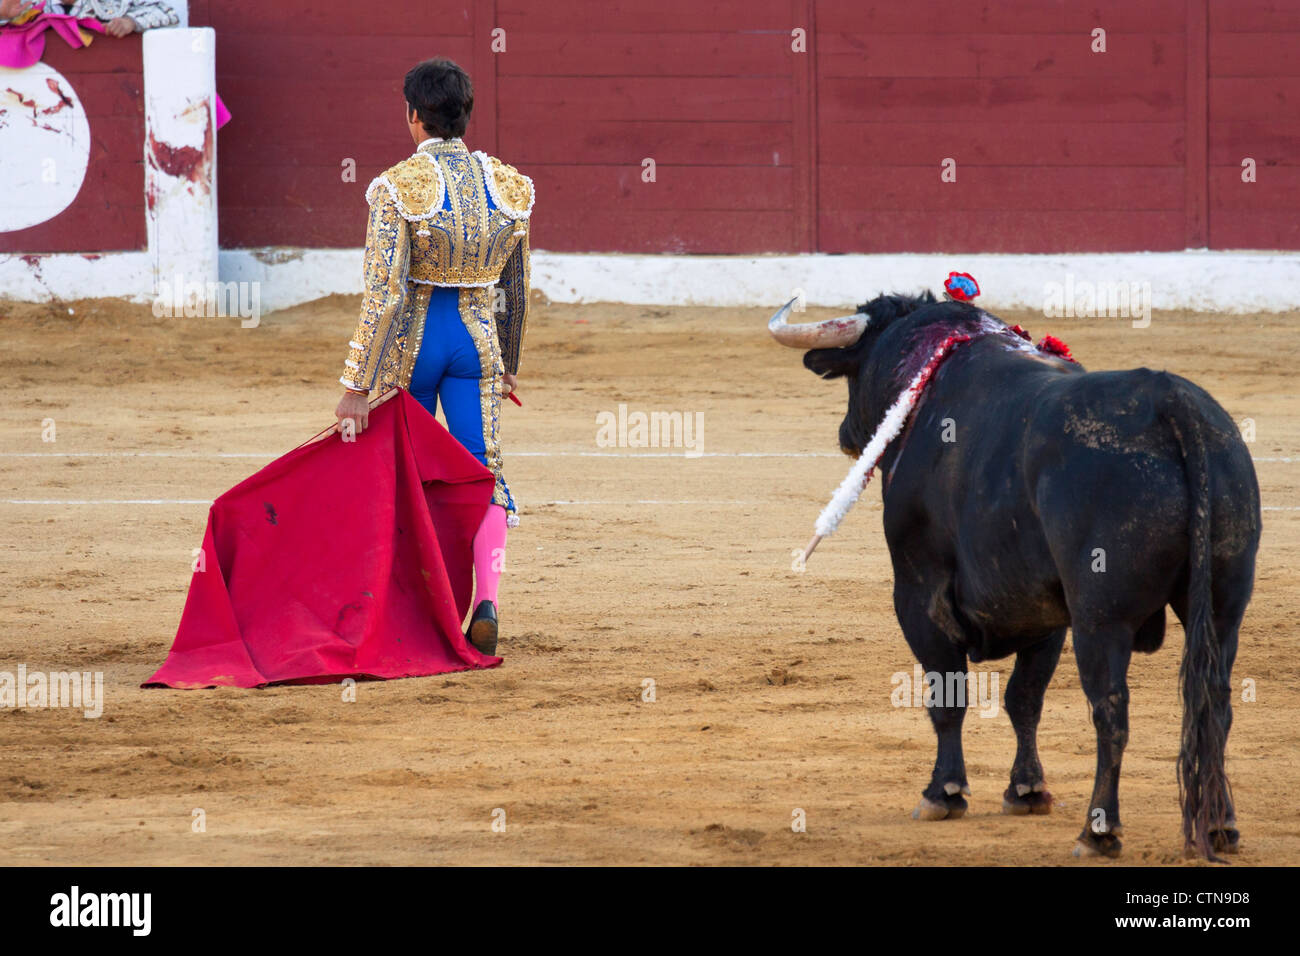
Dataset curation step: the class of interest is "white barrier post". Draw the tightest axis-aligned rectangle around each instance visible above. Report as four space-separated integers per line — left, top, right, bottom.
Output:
143 27 218 310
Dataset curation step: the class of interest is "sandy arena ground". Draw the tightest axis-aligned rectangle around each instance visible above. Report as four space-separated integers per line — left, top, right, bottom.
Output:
0 292 1297 866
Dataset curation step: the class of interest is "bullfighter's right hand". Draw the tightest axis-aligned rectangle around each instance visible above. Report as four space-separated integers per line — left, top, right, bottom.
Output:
335 390 370 436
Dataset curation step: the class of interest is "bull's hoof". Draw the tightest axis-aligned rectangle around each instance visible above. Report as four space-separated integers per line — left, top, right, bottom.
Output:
913 793 967 821
1073 828 1123 859
1210 828 1241 855
1001 786 1053 816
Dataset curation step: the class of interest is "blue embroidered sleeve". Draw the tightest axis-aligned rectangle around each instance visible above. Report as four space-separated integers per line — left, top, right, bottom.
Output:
495 222 530 376
341 186 410 391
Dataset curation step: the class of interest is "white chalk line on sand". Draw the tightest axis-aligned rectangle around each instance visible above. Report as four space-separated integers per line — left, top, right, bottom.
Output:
1 450 841 459
0 498 758 506
1 450 1297 462
2 452 1296 509
3 499 215 505
3 499 1298 513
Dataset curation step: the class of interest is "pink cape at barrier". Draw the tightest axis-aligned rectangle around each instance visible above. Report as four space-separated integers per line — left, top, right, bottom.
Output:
144 389 500 688
0 9 104 68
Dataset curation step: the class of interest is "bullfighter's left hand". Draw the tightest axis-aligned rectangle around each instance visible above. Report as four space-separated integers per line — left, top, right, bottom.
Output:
105 16 137 36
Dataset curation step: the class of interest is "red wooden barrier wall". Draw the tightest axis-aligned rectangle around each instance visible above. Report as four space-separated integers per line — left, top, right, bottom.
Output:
4 1 1298 255
1207 0 1300 250
816 0 1190 253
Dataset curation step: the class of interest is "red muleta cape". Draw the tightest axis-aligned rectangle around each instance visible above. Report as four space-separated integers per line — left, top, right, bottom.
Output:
145 389 501 688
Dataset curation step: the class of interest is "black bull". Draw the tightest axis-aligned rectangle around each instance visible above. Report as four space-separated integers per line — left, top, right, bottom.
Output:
793 292 1260 860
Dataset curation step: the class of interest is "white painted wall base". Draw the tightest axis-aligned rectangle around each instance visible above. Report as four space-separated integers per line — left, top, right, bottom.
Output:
529 251 1300 316
0 252 154 303
3 250 1300 315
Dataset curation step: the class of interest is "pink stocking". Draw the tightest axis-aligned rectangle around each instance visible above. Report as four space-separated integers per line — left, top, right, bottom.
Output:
472 504 508 606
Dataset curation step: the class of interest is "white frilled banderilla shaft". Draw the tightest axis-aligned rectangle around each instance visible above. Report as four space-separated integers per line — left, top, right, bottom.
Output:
797 357 935 565
765 295 973 565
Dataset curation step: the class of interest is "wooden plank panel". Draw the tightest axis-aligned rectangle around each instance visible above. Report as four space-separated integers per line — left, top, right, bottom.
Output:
219 205 357 247
217 131 438 168
216 125 503 167
818 165 1183 210
210 78 426 137
208 1 473 35
214 165 372 209
219 205 797 252
498 119 793 165
1210 32 1300 76
497 75 795 121
819 76 1183 123
495 31 793 76
1209 122 1300 165
792 0 816 251
42 32 142 73
1210 164 1300 208
1208 210 1300 248
533 209 798 253
495 0 790 32
818 32 1184 78
85 117 148 161
817 0 1186 34
818 121 1184 166
1209 0 1300 32
222 165 793 216
819 33 978 77
531 164 793 210
1186 0 1208 247
818 209 1185 253
1209 77 1300 121
472 0 498 156
215 35 468 78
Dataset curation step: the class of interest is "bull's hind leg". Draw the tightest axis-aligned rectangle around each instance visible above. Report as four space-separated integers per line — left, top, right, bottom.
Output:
1207 605 1243 855
1071 628 1133 858
1002 630 1066 816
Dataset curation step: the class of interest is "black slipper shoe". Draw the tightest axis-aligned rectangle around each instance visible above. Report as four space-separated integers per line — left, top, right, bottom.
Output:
467 600 498 655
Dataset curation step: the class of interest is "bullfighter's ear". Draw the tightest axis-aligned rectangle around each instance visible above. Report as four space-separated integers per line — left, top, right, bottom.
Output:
803 347 856 379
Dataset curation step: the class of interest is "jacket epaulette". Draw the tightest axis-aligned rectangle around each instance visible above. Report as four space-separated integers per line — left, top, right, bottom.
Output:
366 152 446 221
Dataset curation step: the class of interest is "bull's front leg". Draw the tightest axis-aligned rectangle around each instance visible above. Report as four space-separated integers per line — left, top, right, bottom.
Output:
896 591 972 821
1002 629 1066 816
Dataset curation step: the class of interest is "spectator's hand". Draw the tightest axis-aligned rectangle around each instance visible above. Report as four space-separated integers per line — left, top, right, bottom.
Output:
502 373 517 397
0 0 38 20
105 16 137 37
335 390 370 436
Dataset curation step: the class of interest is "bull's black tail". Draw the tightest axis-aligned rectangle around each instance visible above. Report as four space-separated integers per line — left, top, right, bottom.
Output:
1165 383 1233 860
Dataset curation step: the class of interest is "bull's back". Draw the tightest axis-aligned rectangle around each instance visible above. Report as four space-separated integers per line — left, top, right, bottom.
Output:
883 355 1257 648
1025 368 1259 620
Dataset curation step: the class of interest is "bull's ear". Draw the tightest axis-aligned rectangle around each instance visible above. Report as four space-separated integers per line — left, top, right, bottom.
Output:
803 347 856 379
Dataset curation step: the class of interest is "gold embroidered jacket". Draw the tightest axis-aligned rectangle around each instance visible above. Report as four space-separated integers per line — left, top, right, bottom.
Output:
340 138 534 393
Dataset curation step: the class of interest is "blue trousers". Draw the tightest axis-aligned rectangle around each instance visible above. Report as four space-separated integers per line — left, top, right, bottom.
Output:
409 287 488 465
409 287 514 513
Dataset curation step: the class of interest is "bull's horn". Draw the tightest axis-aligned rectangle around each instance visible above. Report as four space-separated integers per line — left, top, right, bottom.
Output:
767 297 869 349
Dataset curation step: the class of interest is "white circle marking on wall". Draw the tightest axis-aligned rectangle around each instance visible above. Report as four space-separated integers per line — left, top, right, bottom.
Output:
0 63 92 233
